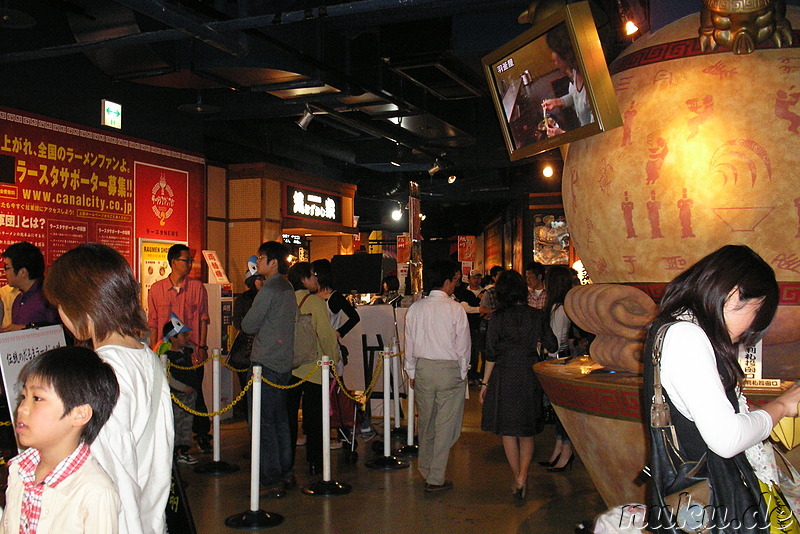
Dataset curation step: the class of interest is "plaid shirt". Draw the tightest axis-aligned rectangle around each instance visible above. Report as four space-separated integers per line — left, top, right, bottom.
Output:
12 443 91 534
527 288 547 309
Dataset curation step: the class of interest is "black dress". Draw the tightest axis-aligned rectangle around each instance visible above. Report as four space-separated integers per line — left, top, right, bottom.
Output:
481 304 555 437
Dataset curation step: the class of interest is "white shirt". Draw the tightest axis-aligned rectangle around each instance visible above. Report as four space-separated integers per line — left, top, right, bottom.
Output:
660 321 772 459
92 344 175 534
404 290 471 379
548 304 571 355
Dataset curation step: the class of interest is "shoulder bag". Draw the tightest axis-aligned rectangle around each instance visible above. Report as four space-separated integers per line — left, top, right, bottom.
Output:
293 294 323 369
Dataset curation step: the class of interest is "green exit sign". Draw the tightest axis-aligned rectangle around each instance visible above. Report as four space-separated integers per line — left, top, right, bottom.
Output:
101 99 122 129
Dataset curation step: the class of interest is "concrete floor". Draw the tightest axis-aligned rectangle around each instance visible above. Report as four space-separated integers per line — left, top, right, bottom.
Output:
181 386 606 533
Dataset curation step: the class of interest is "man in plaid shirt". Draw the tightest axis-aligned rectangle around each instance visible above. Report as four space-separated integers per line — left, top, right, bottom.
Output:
0 346 121 534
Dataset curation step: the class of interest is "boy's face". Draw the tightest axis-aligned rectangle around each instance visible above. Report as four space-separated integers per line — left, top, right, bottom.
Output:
171 331 190 349
16 378 77 451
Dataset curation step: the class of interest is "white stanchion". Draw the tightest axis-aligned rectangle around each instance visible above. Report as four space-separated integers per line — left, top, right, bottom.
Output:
366 351 408 470
302 356 352 495
195 349 238 475
225 364 283 529
391 339 401 433
395 373 418 457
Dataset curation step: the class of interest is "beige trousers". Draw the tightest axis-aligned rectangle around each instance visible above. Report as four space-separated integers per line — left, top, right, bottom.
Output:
414 358 466 485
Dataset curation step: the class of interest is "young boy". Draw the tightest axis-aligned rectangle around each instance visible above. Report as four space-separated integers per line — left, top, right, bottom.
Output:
160 314 200 465
1 346 121 534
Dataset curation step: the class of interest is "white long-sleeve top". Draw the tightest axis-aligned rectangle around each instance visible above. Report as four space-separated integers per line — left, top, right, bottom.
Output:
660 321 772 459
92 344 174 534
404 290 471 380
547 304 571 356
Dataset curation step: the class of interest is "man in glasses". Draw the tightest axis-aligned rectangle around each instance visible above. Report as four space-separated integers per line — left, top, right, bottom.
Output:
147 243 212 453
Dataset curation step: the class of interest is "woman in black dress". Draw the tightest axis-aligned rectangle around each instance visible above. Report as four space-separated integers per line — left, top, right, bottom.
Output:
480 270 557 499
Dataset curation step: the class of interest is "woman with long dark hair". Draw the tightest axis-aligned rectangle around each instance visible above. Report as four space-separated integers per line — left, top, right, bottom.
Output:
540 266 576 471
480 270 557 499
644 245 800 532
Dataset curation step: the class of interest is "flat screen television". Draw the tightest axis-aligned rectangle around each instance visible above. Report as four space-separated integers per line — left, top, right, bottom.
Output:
482 1 622 161
331 253 384 295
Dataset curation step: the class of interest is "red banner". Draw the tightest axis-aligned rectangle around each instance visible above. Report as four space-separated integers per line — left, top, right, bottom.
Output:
0 107 204 278
397 234 410 264
457 235 475 262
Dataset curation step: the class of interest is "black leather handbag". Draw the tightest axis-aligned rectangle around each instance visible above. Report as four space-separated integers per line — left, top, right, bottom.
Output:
644 321 768 534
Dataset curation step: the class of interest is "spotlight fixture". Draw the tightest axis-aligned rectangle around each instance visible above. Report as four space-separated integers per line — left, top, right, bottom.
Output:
390 143 403 167
624 18 639 35
296 106 314 130
428 159 441 176
391 207 403 221
447 175 457 184
542 165 554 178
420 213 426 221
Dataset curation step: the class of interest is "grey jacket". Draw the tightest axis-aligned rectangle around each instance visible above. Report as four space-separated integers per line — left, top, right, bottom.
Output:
241 272 297 373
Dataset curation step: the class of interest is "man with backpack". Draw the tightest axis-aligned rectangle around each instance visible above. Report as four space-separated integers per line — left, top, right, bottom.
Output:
241 241 298 498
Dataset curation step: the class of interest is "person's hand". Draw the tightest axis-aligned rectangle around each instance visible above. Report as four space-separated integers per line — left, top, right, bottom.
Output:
776 383 800 418
542 98 560 111
547 125 566 138
479 384 488 404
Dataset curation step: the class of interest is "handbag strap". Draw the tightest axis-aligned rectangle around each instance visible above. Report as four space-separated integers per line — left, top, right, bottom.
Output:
650 321 677 429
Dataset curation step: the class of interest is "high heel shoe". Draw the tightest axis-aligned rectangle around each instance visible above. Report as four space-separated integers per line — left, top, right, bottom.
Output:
547 453 575 472
538 458 558 468
512 481 527 500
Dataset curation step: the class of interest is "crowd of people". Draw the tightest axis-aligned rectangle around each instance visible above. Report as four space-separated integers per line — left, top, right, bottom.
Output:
0 238 798 533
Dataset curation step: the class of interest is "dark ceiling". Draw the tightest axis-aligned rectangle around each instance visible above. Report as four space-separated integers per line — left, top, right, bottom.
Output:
0 0 635 237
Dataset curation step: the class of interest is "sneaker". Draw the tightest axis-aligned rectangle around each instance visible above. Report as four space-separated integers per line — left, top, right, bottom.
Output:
177 452 199 465
424 481 454 493
330 440 343 450
195 435 213 454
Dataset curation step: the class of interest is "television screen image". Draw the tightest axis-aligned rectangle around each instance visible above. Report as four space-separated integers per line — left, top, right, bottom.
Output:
331 253 384 295
483 2 622 160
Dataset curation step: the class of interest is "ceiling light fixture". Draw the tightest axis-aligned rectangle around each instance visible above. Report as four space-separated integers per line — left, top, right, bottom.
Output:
542 165 554 178
624 18 639 35
296 106 314 130
428 159 441 176
447 175 457 184
391 207 403 221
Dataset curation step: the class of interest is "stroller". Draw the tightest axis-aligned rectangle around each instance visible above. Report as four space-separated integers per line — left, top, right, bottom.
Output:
329 378 364 464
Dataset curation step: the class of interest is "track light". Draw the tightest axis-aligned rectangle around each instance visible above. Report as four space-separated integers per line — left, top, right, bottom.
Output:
447 175 457 184
542 165 554 178
391 207 403 221
428 159 441 176
624 18 639 35
296 107 314 130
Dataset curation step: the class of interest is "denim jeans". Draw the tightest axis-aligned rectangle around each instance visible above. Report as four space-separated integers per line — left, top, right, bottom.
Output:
253 365 293 486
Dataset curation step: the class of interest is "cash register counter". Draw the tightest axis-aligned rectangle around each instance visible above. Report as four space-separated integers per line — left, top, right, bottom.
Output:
534 357 800 508
340 304 407 397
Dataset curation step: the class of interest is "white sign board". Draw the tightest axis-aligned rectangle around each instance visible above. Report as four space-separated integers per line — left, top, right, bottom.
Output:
0 326 67 427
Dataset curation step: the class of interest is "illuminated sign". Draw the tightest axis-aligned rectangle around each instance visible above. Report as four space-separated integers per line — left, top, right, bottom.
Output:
282 234 303 245
101 99 122 129
286 186 341 224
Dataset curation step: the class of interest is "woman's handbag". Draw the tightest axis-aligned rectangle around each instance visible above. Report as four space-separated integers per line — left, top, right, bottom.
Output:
647 322 712 534
646 322 769 534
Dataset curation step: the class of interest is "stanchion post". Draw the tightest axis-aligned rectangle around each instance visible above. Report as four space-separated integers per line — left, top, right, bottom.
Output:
365 351 408 470
390 338 402 436
195 349 238 475
395 374 418 457
225 364 284 529
303 356 352 496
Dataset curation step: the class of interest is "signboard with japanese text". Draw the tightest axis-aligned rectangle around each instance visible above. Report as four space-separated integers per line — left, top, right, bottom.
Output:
284 184 341 225
0 107 205 280
140 240 183 316
397 234 410 264
0 326 66 433
457 235 476 262
202 249 230 284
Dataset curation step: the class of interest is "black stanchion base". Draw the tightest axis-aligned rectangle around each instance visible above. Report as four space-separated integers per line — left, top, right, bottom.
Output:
394 444 419 457
302 480 353 496
194 460 240 475
390 426 407 437
224 509 284 529
365 455 409 470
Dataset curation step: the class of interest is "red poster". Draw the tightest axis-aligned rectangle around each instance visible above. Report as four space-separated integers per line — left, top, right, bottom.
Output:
458 235 476 262
0 107 204 278
397 234 410 264
134 162 188 242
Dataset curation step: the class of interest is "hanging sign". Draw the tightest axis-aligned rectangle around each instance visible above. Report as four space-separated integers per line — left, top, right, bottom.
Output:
284 185 341 224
